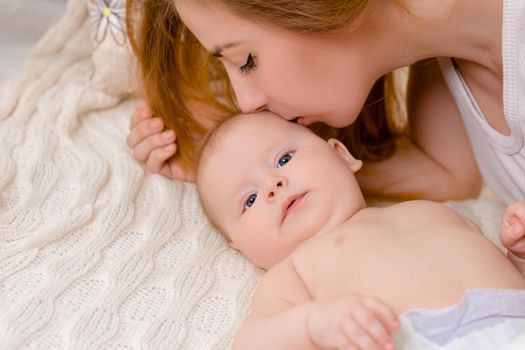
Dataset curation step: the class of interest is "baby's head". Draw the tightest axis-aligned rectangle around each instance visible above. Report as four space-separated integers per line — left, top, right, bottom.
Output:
197 112 365 269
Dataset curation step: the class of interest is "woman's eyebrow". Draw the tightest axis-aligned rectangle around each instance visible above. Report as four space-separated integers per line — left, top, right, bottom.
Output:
212 42 239 57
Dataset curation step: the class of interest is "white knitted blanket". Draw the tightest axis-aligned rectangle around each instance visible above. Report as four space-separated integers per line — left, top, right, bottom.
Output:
0 1 261 348
0 0 515 349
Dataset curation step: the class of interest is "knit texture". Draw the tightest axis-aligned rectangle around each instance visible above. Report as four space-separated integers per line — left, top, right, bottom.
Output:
0 1 261 348
0 0 508 349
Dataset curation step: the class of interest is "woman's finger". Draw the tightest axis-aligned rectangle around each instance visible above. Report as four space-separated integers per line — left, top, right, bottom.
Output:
130 103 153 129
169 159 196 182
146 144 177 174
133 130 176 163
127 117 165 149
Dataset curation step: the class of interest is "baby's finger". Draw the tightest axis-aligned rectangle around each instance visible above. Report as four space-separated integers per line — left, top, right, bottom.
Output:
506 202 525 224
352 311 395 350
500 220 525 248
342 320 380 350
127 117 165 149
362 297 399 331
130 103 153 129
330 332 353 350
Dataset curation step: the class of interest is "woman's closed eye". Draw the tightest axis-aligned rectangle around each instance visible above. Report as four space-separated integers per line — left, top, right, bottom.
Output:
239 53 257 77
243 193 257 212
278 152 293 167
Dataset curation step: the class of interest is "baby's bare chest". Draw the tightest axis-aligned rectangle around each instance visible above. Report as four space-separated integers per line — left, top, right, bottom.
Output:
291 216 475 304
292 223 405 300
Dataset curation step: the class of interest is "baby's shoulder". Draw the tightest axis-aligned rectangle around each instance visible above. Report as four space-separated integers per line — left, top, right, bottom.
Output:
393 199 453 213
390 200 450 212
360 200 463 227
254 256 313 304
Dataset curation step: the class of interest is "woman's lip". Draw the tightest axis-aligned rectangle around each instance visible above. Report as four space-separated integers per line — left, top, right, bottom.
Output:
281 192 307 223
297 117 310 126
285 116 309 125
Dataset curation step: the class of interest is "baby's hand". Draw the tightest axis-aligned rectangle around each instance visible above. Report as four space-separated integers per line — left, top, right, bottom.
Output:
306 295 399 350
126 103 195 181
500 201 525 276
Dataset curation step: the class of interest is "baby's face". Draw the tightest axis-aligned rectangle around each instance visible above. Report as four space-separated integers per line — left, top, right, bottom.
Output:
198 112 365 269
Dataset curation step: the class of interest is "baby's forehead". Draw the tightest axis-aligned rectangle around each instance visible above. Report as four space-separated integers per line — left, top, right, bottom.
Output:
199 112 320 182
201 113 281 159
199 115 252 163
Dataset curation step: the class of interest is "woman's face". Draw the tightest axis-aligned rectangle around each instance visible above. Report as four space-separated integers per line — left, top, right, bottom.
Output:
176 1 383 128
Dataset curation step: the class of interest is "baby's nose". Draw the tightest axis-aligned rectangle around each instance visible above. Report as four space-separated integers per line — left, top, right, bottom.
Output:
264 177 286 202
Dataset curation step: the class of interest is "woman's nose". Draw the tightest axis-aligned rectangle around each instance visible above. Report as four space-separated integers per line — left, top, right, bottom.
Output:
264 176 288 202
230 76 269 113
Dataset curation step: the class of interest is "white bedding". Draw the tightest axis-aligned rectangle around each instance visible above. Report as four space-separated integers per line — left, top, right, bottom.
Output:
0 0 519 349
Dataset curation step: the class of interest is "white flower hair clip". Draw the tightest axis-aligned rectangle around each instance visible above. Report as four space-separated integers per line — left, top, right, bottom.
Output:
90 0 126 46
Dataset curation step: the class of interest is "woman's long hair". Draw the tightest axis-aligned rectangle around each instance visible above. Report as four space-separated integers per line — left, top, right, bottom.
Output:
126 0 407 171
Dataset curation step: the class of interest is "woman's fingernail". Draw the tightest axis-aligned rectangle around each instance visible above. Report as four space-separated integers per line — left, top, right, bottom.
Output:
164 144 175 153
150 119 162 129
161 130 174 140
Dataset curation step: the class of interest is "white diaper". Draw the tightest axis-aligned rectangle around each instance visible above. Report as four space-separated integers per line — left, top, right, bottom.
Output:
393 289 525 349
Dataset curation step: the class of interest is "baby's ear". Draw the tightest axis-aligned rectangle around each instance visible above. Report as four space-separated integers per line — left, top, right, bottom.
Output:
328 139 363 173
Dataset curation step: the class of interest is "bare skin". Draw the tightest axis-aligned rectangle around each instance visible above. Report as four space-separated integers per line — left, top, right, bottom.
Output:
196 112 525 350
237 201 525 350
288 201 525 314
500 201 525 276
127 0 511 200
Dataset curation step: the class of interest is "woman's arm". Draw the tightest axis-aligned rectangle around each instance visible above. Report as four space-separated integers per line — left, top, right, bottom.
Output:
357 59 482 201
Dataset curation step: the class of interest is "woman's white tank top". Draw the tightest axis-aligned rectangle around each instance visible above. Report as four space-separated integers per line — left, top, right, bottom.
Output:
437 0 525 204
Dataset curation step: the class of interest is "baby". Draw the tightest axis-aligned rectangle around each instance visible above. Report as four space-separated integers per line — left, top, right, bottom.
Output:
196 112 525 350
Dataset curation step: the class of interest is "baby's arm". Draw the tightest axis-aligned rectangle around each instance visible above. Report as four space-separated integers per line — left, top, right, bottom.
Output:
461 215 482 234
500 201 525 276
234 259 398 350
233 259 318 350
306 295 398 350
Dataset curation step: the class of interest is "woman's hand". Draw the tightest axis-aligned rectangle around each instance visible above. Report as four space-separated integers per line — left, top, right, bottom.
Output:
127 103 195 182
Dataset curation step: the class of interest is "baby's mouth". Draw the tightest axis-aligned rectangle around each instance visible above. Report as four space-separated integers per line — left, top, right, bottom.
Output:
281 192 307 223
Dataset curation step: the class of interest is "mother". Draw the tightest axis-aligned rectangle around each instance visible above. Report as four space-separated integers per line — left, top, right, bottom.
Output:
126 0 524 203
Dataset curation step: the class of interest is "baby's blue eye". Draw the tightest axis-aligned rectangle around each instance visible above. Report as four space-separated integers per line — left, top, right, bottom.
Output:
244 193 257 210
278 153 293 167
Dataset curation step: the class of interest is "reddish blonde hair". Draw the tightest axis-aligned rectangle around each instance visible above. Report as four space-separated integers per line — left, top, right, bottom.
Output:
126 0 406 171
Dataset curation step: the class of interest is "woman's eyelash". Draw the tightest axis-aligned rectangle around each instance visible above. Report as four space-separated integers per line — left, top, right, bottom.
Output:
239 53 257 77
